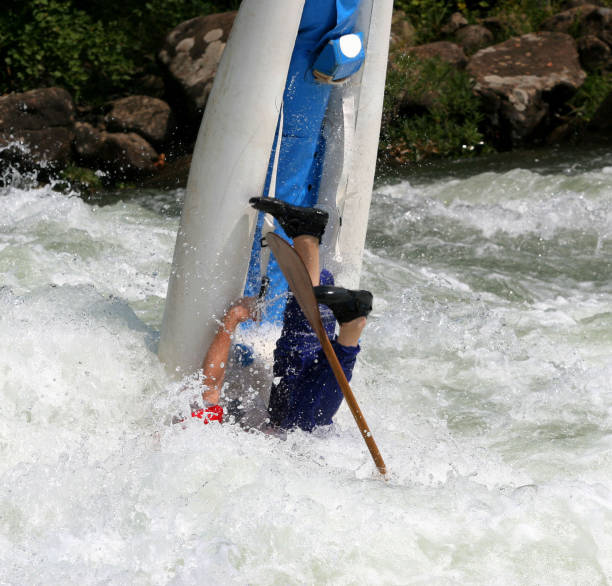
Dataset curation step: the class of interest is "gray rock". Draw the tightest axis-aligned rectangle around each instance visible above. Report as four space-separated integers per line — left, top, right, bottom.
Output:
407 41 468 69
97 132 159 179
159 11 237 122
0 87 75 166
441 12 468 35
140 153 192 189
104 95 173 146
455 25 494 53
0 87 74 129
577 34 611 70
467 32 587 145
73 122 159 179
541 4 612 46
73 122 104 162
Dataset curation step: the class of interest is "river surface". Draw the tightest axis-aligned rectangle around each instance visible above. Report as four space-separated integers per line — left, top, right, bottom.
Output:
1 146 611 584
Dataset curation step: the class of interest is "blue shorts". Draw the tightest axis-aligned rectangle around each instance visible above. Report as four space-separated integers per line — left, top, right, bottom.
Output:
268 270 360 431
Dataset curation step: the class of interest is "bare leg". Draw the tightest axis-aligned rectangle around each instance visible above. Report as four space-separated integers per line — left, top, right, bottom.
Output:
293 234 320 286
292 234 369 347
337 316 366 347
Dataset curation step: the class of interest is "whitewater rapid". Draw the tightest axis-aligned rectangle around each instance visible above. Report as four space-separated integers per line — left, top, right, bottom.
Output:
1 148 611 584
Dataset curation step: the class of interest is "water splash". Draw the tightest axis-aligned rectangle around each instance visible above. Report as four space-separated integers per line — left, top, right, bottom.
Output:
1 149 612 583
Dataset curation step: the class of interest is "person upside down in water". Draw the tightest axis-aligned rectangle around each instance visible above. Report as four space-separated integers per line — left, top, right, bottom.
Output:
191 197 373 432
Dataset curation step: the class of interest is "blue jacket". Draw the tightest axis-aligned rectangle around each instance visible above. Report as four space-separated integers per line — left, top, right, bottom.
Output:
320 0 362 48
297 0 361 55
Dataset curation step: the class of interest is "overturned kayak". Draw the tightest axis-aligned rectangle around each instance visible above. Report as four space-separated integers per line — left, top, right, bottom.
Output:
158 0 393 375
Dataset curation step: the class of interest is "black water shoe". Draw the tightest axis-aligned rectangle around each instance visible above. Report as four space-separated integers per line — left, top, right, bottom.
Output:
313 286 373 324
249 197 328 242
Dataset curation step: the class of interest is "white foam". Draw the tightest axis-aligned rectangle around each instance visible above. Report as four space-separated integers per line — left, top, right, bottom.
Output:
2 157 612 582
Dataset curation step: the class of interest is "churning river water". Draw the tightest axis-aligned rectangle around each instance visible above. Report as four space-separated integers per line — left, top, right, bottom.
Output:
1 146 611 585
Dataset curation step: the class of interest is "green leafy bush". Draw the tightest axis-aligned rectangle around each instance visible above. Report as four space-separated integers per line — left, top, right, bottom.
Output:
393 0 612 47
393 0 454 43
59 164 103 193
1 1 132 100
0 0 237 102
487 0 563 38
69 0 235 55
392 0 500 44
382 54 487 162
567 72 612 124
485 0 612 41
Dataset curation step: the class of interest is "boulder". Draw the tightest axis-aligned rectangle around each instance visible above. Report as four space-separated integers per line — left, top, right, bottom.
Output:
104 95 174 146
577 34 611 70
407 41 468 69
97 132 159 179
467 32 586 146
541 5 612 46
455 25 494 53
140 154 192 189
73 122 104 162
73 122 158 179
0 87 75 167
2 128 74 168
441 12 468 35
158 11 237 122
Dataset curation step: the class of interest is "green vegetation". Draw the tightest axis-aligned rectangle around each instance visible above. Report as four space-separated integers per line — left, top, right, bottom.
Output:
396 0 612 45
382 55 486 163
386 0 612 162
1 1 133 102
58 164 104 193
486 0 565 37
480 0 612 41
0 0 239 102
567 72 612 123
394 0 455 44
2 0 611 166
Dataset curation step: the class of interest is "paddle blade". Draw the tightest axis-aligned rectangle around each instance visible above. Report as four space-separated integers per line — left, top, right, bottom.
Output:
264 233 327 340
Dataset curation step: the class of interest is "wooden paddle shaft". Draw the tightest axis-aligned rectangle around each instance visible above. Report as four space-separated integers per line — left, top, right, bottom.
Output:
318 330 387 476
265 233 387 478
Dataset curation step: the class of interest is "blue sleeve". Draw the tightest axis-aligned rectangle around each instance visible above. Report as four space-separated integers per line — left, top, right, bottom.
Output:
318 0 362 49
312 0 364 81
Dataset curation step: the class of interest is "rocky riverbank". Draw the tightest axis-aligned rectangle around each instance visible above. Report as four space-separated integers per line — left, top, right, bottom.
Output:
383 1 612 164
1 3 611 190
0 11 238 190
